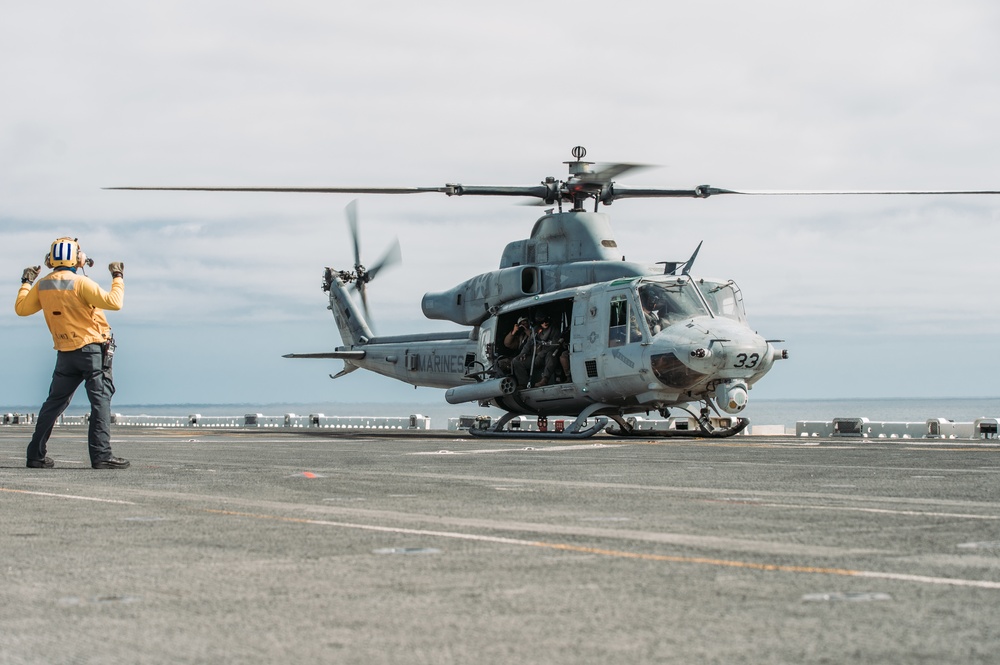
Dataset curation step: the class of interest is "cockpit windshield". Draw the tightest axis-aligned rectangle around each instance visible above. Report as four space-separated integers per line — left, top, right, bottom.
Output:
695 279 747 324
637 279 710 334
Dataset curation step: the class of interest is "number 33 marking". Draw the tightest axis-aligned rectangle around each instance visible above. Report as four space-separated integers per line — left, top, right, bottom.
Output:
734 353 759 368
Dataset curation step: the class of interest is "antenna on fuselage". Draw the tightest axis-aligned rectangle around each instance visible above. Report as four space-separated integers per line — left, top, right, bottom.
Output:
656 241 704 275
683 241 703 275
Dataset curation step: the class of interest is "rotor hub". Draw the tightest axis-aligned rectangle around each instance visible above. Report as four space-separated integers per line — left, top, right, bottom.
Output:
565 145 594 177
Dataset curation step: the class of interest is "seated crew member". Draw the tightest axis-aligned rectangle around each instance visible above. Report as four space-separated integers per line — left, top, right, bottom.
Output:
640 289 663 336
513 316 557 387
540 327 570 385
496 316 530 376
503 316 530 352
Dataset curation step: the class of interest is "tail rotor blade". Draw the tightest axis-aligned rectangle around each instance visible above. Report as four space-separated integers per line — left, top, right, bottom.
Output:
367 238 402 282
358 280 372 326
341 198 398 333
345 200 361 268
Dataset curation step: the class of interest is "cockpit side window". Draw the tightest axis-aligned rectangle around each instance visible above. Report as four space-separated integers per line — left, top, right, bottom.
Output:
609 294 642 347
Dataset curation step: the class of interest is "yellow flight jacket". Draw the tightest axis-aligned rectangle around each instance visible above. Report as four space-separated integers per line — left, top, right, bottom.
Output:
15 270 124 351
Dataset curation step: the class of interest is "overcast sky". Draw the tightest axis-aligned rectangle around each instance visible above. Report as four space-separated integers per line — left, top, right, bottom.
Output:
3 1 1000 412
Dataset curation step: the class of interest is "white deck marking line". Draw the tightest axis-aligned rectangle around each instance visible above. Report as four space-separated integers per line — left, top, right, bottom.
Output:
0 487 136 505
410 443 611 455
380 471 1000 510
851 570 1000 589
757 502 1000 520
205 509 1000 590
204 509 536 546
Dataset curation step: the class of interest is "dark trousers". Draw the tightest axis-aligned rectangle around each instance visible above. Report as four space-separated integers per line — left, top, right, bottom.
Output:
26 343 115 464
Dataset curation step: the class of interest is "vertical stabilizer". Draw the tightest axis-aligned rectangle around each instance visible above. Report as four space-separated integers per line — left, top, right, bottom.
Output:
326 273 375 347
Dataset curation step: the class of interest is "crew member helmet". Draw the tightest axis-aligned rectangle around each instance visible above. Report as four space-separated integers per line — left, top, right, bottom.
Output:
46 237 81 269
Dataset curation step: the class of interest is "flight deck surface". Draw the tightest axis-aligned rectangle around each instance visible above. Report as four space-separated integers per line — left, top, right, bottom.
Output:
2 426 999 664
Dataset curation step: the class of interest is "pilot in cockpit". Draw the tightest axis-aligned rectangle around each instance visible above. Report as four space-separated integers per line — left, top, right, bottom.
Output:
640 288 664 335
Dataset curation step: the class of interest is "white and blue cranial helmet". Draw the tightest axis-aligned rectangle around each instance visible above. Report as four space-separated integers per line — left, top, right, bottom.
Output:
46 237 81 269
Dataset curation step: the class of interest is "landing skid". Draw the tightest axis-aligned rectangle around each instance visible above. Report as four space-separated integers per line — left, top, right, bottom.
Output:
468 417 608 439
467 403 611 439
605 415 750 439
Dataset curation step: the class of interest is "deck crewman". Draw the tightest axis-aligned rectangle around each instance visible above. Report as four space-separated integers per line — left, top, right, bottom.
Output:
14 237 130 469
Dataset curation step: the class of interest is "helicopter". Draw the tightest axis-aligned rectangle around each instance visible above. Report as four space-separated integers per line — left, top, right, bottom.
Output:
109 146 1000 438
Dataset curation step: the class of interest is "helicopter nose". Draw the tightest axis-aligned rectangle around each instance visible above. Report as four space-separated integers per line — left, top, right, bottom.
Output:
647 318 785 407
720 335 769 373
681 322 769 376
704 329 769 414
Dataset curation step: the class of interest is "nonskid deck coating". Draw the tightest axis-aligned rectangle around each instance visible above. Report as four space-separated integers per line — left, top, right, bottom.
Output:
2 426 999 664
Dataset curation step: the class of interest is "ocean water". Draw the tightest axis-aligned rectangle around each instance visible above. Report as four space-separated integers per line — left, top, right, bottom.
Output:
739 397 1000 429
11 397 1000 429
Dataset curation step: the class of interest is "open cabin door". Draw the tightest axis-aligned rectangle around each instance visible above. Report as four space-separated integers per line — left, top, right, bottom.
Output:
489 297 575 389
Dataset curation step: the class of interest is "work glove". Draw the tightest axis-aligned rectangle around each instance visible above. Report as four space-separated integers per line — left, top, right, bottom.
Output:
108 262 125 279
21 266 40 285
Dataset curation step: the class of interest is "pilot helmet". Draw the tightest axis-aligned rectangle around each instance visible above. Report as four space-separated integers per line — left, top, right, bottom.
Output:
46 237 82 269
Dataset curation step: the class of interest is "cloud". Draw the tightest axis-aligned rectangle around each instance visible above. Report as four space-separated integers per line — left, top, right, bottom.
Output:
3 1 1000 404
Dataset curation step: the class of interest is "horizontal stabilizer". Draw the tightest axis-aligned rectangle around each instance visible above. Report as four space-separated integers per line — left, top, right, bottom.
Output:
282 350 367 360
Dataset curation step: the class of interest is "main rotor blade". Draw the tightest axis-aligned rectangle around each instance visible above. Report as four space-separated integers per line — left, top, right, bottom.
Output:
608 186 1000 201
719 188 1000 195
104 186 451 194
108 183 1000 202
574 162 650 185
106 184 557 201
442 185 553 198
